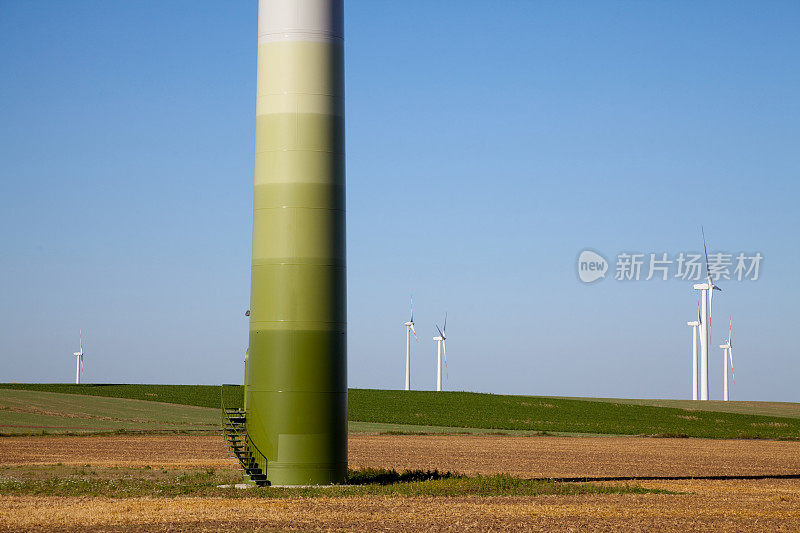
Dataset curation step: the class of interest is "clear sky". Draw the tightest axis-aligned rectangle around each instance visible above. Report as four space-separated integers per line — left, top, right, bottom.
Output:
1 1 798 401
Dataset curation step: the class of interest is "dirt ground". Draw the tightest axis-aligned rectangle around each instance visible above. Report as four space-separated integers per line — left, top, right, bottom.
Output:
0 435 232 468
349 434 800 478
2 434 799 478
1 434 799 531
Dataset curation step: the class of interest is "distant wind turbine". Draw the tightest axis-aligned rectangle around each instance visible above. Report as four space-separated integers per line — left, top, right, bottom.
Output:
720 317 735 401
434 314 447 392
403 296 418 391
693 227 722 401
72 330 84 384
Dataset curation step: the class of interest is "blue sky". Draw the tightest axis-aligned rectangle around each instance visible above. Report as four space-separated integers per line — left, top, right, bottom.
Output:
1 1 798 401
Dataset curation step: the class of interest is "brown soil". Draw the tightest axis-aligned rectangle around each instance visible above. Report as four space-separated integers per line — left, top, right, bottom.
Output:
0 435 233 468
2 434 799 531
2 434 798 478
349 434 800 478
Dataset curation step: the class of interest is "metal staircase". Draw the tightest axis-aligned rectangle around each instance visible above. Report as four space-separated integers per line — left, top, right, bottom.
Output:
222 406 270 487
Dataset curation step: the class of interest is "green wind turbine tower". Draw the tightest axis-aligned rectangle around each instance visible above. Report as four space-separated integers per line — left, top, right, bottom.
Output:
236 0 347 486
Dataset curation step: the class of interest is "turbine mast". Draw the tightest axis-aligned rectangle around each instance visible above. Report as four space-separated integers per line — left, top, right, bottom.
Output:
722 342 729 401
245 0 347 485
687 319 699 400
693 283 710 400
405 324 411 391
436 338 442 392
404 296 415 391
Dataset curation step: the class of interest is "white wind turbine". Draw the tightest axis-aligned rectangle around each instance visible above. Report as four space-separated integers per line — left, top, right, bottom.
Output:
687 295 701 400
72 330 84 384
692 227 722 401
433 314 447 392
720 317 735 401
403 296 418 391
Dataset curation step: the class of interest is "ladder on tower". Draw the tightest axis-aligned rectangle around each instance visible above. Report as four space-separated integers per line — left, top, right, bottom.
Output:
221 406 270 486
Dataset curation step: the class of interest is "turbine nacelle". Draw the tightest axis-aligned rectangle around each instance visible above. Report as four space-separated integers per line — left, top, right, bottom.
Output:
405 296 417 340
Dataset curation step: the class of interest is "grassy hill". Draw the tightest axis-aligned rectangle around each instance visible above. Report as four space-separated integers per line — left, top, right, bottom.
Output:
560 397 800 419
2 384 799 439
0 389 219 434
348 389 800 440
0 383 241 409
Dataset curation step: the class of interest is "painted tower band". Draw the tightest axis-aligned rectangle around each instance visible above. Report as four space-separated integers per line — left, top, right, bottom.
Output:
246 0 347 485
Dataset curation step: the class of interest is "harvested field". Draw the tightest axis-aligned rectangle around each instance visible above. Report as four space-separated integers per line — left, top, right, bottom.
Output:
0 435 232 468
349 435 800 478
2 434 799 479
2 434 799 531
1 479 799 531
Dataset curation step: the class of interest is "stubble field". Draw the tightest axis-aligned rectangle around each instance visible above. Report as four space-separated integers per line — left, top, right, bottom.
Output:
1 434 799 531
3 434 800 478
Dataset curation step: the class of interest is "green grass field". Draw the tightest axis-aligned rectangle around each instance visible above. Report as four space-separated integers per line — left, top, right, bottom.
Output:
348 389 800 440
0 388 550 436
559 397 800 419
0 383 240 409
0 389 219 434
2 384 799 439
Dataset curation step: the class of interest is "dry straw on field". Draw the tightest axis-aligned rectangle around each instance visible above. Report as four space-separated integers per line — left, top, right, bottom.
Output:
2 434 800 531
3 434 800 478
2 479 800 532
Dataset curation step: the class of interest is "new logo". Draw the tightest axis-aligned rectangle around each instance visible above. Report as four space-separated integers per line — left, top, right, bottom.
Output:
578 250 608 283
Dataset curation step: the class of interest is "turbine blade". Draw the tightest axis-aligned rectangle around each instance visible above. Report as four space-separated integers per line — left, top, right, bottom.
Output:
436 324 443 338
410 323 418 341
702 226 712 283
708 286 713 325
729 317 733 348
443 313 447 335
707 288 713 357
729 346 735 385
410 295 413 323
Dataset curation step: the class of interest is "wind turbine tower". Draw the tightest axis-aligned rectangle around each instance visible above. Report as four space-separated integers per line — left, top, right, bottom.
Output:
72 330 84 384
692 282 710 400
687 317 700 401
720 318 735 401
693 228 722 401
403 296 417 390
240 0 347 486
433 315 447 392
